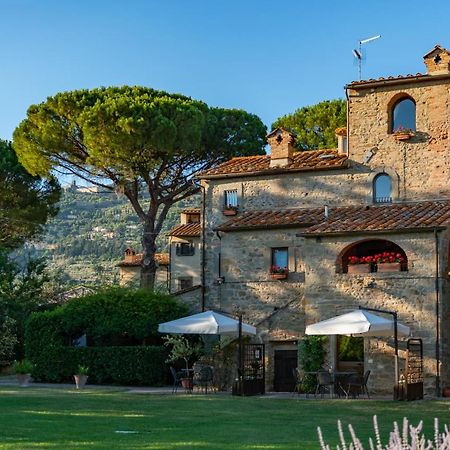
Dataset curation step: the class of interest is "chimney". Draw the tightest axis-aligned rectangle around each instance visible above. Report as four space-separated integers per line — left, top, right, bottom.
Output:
423 45 450 75
267 128 296 168
124 248 136 263
335 127 348 155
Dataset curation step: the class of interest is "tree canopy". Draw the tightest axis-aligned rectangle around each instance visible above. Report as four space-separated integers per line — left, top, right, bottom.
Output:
13 86 267 288
0 140 60 249
272 99 346 150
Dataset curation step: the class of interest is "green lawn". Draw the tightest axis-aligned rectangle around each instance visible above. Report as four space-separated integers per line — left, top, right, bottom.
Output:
0 387 449 449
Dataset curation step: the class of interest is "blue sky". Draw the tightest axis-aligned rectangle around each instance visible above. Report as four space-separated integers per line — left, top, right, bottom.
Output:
1 0 450 140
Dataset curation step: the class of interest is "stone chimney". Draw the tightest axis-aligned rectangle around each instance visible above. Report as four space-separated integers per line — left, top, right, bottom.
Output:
335 127 348 155
267 128 296 168
423 45 450 75
124 248 137 263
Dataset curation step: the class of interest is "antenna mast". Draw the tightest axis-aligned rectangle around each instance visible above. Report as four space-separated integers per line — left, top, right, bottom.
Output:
353 35 381 81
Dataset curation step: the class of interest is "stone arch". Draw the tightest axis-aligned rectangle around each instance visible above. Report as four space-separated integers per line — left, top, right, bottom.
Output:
336 238 408 273
387 93 416 134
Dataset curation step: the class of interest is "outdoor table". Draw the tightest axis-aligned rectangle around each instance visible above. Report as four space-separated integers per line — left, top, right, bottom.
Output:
305 371 358 398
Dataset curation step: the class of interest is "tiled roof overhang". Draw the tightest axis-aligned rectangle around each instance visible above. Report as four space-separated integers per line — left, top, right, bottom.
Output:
215 201 450 236
167 223 201 237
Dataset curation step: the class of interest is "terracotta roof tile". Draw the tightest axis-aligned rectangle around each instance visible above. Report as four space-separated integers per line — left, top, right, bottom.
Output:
216 201 450 234
167 222 201 237
198 149 348 178
346 72 450 88
182 208 200 214
117 252 169 267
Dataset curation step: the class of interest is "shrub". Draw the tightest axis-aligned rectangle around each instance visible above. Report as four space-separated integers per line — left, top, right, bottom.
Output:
30 346 166 385
13 359 34 374
24 288 188 385
298 335 327 392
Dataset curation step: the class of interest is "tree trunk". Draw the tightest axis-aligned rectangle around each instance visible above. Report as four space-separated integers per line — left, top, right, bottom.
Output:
140 223 157 290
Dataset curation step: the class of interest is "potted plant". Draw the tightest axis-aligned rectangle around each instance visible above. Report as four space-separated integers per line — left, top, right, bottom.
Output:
270 265 288 280
223 205 238 216
375 252 405 272
163 335 203 391
13 359 34 387
347 255 373 274
393 126 414 141
74 365 89 389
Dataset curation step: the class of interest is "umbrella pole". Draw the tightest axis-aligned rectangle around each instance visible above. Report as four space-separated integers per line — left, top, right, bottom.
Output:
394 312 399 393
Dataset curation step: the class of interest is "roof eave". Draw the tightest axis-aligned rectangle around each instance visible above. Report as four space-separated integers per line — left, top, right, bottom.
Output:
197 161 349 180
296 225 447 238
215 222 316 233
346 73 450 90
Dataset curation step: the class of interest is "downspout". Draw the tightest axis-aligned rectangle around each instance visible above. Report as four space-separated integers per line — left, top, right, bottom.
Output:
435 227 441 396
168 236 172 293
200 183 207 312
345 87 350 156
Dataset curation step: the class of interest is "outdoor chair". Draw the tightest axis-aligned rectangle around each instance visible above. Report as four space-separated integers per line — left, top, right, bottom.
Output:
346 370 371 399
170 366 183 394
315 370 334 398
292 368 309 398
193 365 214 394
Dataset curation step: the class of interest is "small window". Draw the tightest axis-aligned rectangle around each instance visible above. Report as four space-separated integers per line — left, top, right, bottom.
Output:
176 242 195 256
392 98 416 133
373 173 392 203
178 277 193 290
186 213 200 224
271 247 288 271
224 189 238 208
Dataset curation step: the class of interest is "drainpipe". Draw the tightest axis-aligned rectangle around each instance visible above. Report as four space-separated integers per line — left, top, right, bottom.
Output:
434 228 441 397
168 236 172 293
193 182 207 312
345 88 350 156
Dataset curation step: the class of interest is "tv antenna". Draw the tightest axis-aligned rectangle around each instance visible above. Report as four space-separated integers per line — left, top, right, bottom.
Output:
353 35 381 81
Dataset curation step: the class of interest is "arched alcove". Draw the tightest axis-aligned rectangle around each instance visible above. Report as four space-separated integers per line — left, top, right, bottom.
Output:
337 239 408 273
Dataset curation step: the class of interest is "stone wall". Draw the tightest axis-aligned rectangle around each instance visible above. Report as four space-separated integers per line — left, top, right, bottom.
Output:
348 78 450 200
169 236 201 292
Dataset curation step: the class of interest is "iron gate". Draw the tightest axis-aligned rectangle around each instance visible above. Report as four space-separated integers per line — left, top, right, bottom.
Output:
232 343 265 396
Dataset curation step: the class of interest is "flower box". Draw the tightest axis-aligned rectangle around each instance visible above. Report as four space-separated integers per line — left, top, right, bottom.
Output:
271 273 288 280
223 208 237 216
377 262 402 273
394 132 413 141
347 264 371 274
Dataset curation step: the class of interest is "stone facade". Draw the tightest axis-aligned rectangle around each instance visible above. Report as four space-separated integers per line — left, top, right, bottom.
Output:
192 45 450 395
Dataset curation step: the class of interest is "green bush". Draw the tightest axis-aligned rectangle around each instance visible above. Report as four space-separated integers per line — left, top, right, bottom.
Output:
24 287 188 385
29 346 166 385
298 336 327 393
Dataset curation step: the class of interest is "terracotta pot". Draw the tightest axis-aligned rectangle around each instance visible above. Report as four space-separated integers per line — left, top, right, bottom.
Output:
394 133 413 141
377 262 402 273
347 264 371 274
74 374 88 389
181 378 193 390
223 209 237 216
271 273 288 280
16 374 31 387
443 387 450 397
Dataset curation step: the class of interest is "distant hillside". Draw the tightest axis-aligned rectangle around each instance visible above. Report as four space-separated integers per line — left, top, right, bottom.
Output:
24 185 199 287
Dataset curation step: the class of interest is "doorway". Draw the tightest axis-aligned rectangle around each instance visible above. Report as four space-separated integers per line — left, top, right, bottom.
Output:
336 336 364 376
274 349 298 392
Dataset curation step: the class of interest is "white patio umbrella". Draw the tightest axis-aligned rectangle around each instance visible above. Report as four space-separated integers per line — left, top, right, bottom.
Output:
305 309 410 337
158 310 256 336
305 308 410 395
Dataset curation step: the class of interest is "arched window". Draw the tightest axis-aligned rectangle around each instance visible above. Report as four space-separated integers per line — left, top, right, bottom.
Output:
373 173 392 203
338 239 408 274
391 97 416 133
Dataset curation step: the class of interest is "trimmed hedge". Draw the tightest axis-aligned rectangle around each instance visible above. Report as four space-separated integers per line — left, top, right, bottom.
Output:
24 288 188 385
30 345 166 385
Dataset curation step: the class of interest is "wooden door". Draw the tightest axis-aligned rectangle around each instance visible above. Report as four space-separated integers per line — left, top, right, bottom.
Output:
274 350 297 392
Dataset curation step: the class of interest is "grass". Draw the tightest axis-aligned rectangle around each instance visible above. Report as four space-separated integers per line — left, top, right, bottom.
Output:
0 387 449 449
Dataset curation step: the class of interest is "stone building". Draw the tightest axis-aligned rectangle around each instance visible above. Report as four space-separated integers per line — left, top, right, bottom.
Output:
117 248 169 288
193 45 450 395
167 209 202 292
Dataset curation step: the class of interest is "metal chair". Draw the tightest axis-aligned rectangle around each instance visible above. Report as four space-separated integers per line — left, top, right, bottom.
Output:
315 370 334 398
193 365 214 394
170 366 183 394
346 370 371 399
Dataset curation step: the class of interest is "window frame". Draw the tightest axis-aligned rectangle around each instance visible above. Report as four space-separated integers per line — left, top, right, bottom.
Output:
389 95 416 134
224 189 238 208
178 277 193 290
373 173 392 204
271 247 289 271
175 242 195 256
